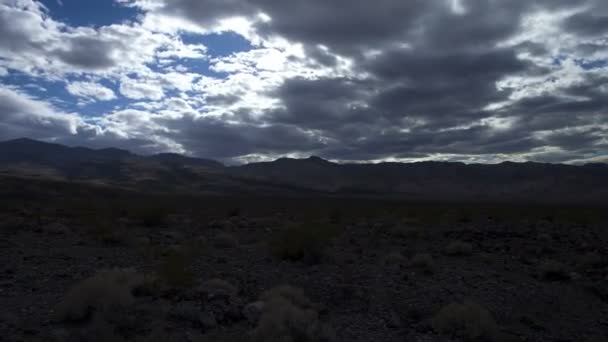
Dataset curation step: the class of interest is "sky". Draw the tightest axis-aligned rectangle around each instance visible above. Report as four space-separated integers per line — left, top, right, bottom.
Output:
0 0 607 164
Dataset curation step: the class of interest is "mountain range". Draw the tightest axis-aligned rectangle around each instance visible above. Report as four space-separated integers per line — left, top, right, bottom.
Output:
1 138 607 204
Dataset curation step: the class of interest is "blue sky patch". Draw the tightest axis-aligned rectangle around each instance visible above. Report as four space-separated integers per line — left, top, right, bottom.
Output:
182 32 253 57
39 0 140 27
575 58 608 70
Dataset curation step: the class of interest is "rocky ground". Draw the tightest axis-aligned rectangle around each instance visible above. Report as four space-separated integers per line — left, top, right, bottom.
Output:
0 197 607 342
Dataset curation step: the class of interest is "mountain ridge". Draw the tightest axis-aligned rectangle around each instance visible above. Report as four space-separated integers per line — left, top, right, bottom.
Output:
1 138 607 203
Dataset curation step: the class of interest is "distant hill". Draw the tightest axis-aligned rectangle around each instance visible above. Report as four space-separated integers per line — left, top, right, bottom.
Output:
1 138 607 204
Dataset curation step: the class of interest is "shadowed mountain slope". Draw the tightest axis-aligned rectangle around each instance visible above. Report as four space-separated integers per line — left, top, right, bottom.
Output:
1 138 607 203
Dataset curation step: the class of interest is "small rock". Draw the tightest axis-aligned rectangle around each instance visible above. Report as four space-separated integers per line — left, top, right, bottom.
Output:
242 301 265 324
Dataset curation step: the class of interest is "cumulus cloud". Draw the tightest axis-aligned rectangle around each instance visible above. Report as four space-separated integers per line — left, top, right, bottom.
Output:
0 86 86 140
66 81 116 101
119 76 165 100
0 0 607 163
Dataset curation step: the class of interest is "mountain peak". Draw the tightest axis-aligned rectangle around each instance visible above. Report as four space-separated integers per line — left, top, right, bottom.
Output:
307 155 330 163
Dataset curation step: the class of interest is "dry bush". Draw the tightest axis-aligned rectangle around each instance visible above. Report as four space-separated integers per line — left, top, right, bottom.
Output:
156 249 196 288
201 278 238 298
252 285 335 342
410 253 435 274
444 240 473 256
127 202 171 228
390 225 422 239
577 252 605 270
431 301 499 340
539 260 570 281
54 268 145 322
384 251 407 266
269 222 339 263
213 232 239 249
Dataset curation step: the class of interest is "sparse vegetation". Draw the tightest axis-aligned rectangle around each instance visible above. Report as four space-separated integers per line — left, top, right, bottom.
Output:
213 232 239 249
201 278 238 298
577 252 605 270
431 301 499 340
444 240 473 256
269 222 340 263
539 260 570 281
410 253 435 274
384 251 407 266
252 285 335 342
2 184 607 341
156 248 196 288
54 268 145 322
390 224 423 239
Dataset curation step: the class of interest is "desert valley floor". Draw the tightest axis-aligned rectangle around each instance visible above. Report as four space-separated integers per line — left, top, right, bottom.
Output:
0 187 607 342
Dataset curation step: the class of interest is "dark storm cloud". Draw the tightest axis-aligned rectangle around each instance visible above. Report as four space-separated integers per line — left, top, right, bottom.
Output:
564 13 608 37
162 115 326 159
267 77 375 129
4 0 606 163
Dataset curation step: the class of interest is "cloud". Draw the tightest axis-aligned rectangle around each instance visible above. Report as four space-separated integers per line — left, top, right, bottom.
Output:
53 36 118 70
1 0 607 164
119 76 165 100
0 85 86 140
66 81 116 101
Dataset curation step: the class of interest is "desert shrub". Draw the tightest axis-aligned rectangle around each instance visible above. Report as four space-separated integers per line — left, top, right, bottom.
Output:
410 253 435 274
431 301 499 340
390 225 422 239
127 202 171 228
54 268 145 322
156 249 195 288
213 232 239 249
227 207 241 217
201 278 238 298
577 252 605 270
90 218 124 244
444 240 473 256
252 285 335 342
384 251 407 266
539 260 570 281
328 208 342 224
269 222 339 263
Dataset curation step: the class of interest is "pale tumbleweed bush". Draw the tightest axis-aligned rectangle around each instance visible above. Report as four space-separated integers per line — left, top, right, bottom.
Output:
252 285 335 342
54 268 145 322
431 301 499 340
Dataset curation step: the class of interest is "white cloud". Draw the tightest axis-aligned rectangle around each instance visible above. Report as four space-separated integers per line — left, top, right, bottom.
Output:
66 81 116 101
0 85 86 138
119 76 165 100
